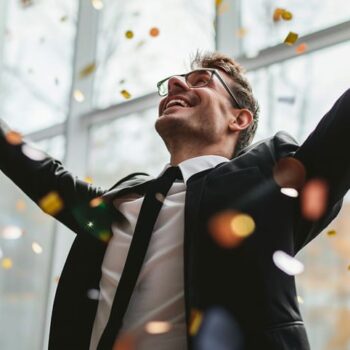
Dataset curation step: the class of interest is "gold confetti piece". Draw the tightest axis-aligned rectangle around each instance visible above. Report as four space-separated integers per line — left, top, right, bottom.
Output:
120 89 131 99
79 62 97 79
2 258 13 269
236 27 248 38
273 8 285 22
16 199 26 212
1 226 23 240
5 131 23 145
99 231 111 242
230 214 255 238
149 27 160 37
273 157 306 190
90 197 103 208
273 250 304 275
145 321 172 334
284 32 299 46
91 0 104 10
39 191 64 216
295 42 308 54
84 176 93 184
125 30 134 39
327 230 336 236
297 295 304 304
282 10 293 21
215 0 223 6
60 15 68 22
21 144 46 161
87 289 100 300
73 89 85 102
32 242 43 254
301 179 328 221
189 309 203 336
280 188 299 198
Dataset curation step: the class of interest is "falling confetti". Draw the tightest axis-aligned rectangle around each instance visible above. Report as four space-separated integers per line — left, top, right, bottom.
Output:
79 62 97 79
295 43 308 55
32 242 43 254
120 89 131 99
84 176 93 184
145 321 172 334
273 250 304 276
281 10 293 21
90 197 103 208
5 131 23 145
2 258 13 269
39 191 64 216
301 179 328 221
1 226 23 240
284 32 299 45
236 27 248 38
189 309 203 336
273 8 285 22
273 157 306 190
21 144 46 161
98 231 111 242
149 27 160 37
280 187 299 198
87 289 100 300
125 30 134 39
215 0 223 6
91 0 104 10
209 211 255 248
327 230 336 236
73 89 85 102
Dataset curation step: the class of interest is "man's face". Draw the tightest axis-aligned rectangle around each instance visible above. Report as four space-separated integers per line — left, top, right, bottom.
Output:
155 69 238 147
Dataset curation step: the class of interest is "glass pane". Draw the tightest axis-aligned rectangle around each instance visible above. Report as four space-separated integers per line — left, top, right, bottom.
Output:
246 41 350 349
93 0 215 109
0 135 65 349
241 0 350 55
0 0 78 133
87 108 168 188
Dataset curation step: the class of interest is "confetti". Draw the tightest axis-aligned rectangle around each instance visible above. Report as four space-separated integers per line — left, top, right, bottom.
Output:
73 89 85 102
87 221 94 228
301 179 328 221
273 157 306 190
209 211 255 248
295 43 308 55
87 289 100 300
327 230 336 236
5 131 23 145
297 295 304 304
16 199 26 212
145 321 172 334
32 242 43 254
98 231 111 242
91 0 104 10
215 0 223 6
282 10 293 21
125 30 134 39
84 176 93 184
90 197 103 208
284 32 299 46
280 187 299 198
1 226 23 240
21 144 46 161
189 309 203 336
120 89 131 99
236 27 248 38
79 62 97 79
2 258 13 269
273 8 285 22
149 27 160 37
273 250 304 276
39 191 64 216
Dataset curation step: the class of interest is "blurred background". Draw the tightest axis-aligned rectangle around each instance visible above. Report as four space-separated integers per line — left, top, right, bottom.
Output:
0 0 350 349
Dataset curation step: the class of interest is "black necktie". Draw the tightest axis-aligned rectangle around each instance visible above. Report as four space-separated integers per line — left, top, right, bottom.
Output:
97 166 183 349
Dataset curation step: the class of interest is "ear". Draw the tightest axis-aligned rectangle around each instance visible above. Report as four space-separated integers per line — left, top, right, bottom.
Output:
228 109 253 132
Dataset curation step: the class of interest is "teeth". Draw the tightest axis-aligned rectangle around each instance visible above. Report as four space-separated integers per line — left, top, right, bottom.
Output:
165 99 190 109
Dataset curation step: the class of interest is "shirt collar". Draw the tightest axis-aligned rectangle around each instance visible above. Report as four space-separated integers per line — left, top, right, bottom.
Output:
158 155 230 184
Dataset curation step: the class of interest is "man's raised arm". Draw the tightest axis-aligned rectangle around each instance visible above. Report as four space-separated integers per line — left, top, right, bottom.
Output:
293 89 350 250
0 119 106 235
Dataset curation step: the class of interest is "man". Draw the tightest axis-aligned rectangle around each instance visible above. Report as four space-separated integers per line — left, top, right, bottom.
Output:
0 51 349 350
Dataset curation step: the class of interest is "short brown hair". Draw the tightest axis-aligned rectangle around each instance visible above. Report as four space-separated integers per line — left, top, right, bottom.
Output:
190 50 259 157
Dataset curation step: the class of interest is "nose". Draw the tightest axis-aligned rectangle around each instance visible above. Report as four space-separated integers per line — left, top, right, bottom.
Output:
167 75 190 95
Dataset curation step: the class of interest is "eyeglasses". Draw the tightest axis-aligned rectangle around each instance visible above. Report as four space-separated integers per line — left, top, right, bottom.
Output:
157 68 243 109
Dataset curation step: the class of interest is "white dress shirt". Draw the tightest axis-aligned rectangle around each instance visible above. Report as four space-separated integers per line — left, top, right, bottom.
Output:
89 155 229 350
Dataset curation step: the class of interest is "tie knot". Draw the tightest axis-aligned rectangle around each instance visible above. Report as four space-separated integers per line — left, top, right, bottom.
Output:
162 166 183 181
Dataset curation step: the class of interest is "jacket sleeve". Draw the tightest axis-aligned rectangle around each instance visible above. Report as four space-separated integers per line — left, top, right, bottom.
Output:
293 89 350 251
0 119 107 235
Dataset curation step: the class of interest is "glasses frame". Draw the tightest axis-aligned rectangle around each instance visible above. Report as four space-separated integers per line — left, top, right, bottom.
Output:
157 68 243 109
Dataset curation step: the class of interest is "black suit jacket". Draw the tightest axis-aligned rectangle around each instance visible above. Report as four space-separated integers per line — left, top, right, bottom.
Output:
1 89 350 350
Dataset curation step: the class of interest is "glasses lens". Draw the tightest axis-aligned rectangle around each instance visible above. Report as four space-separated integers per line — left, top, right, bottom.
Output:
158 80 168 96
187 70 212 88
